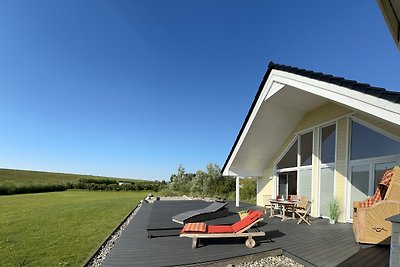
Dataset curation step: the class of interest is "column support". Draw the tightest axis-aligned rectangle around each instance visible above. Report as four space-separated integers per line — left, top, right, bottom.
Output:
236 176 240 207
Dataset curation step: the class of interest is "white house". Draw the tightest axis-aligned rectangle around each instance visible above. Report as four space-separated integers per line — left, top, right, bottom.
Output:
222 62 400 222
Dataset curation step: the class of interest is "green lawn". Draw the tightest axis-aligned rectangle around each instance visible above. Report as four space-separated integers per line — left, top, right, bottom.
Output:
0 190 150 267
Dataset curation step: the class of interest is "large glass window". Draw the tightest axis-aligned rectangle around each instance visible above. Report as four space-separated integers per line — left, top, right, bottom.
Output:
300 132 313 166
374 162 397 191
350 165 370 219
298 169 312 199
321 124 336 164
351 121 400 160
320 166 335 217
277 140 298 169
276 132 313 200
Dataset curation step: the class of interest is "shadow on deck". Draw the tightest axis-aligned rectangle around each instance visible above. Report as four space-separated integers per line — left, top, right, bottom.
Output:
101 201 389 267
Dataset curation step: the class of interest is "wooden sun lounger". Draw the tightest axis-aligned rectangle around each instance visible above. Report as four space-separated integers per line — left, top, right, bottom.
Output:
172 201 229 224
180 210 265 248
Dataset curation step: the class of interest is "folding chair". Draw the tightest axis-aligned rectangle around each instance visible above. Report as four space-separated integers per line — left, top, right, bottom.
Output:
295 200 313 225
262 195 272 215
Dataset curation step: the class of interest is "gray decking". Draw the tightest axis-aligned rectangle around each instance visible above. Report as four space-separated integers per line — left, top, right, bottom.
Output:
101 201 389 267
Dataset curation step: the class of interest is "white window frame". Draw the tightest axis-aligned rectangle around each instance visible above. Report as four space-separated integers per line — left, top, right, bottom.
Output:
318 122 337 218
346 117 400 222
274 130 314 199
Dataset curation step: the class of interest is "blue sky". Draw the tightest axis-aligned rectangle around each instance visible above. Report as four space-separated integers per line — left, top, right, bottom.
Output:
0 1 399 180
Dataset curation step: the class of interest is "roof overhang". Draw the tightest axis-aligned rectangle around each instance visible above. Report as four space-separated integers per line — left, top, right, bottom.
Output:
377 0 400 49
222 68 400 177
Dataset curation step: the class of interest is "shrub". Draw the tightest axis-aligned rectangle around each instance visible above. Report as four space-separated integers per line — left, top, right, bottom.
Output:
0 183 68 195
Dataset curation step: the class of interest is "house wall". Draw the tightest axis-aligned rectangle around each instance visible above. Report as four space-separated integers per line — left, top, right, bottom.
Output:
256 167 274 206
257 102 352 217
256 102 400 222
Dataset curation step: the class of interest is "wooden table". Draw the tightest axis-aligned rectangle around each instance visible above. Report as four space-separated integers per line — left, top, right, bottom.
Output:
269 199 298 221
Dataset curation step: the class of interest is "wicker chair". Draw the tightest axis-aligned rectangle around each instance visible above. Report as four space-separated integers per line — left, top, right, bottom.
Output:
353 166 400 244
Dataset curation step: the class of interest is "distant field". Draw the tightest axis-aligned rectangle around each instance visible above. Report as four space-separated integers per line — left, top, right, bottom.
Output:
0 190 150 267
0 168 146 185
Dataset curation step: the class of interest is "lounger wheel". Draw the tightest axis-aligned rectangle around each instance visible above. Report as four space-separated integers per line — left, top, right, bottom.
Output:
245 237 256 248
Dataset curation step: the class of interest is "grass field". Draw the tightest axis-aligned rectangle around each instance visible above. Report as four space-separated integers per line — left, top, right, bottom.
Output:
0 168 146 185
0 190 150 267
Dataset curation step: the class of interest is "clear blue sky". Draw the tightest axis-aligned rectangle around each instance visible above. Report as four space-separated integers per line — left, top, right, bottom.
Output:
0 1 399 180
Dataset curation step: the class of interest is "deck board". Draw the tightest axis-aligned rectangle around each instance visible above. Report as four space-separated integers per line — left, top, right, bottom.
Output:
101 201 389 267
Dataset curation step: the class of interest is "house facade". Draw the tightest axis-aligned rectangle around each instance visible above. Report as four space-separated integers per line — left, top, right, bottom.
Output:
222 62 400 222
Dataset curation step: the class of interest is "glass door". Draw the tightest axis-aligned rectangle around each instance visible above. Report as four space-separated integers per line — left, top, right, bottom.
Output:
348 165 370 219
320 166 335 217
278 171 297 199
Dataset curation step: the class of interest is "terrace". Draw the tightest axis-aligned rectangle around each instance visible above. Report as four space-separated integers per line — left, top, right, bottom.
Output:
101 200 389 267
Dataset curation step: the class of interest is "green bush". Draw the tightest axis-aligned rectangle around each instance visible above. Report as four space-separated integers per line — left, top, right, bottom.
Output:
78 178 118 185
240 178 257 200
0 183 68 195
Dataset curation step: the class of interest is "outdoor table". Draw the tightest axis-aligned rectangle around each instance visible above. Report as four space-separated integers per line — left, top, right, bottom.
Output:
269 199 298 221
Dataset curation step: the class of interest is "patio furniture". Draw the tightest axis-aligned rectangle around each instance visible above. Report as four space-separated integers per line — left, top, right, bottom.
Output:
172 201 229 225
269 199 297 221
295 200 313 225
296 196 309 210
353 166 400 244
180 210 265 249
262 195 273 215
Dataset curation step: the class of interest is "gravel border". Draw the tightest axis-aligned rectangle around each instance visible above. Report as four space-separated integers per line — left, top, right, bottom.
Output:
231 255 304 267
84 200 144 267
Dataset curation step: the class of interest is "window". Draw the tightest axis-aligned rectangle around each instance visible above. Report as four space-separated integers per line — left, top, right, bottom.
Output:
300 132 313 166
277 140 298 169
374 162 397 191
347 120 400 221
349 165 370 219
321 124 336 164
276 132 313 199
350 121 400 160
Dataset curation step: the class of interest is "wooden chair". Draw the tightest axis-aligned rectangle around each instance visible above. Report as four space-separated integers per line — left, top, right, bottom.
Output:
296 196 309 210
262 195 272 215
295 200 313 225
353 166 400 244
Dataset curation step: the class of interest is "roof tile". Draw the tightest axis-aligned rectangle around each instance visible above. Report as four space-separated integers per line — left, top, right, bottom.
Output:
268 61 400 104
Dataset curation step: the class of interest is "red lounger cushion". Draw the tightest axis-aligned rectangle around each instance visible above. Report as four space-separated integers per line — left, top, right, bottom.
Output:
180 222 207 234
231 210 263 233
207 225 234 233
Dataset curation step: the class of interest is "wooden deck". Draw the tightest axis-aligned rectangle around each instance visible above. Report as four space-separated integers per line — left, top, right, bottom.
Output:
101 201 389 267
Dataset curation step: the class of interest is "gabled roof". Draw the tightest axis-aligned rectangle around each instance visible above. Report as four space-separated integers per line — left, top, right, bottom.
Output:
268 62 400 103
222 62 400 176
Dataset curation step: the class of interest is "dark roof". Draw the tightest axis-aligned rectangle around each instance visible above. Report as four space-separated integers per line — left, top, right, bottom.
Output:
269 62 400 103
221 61 400 174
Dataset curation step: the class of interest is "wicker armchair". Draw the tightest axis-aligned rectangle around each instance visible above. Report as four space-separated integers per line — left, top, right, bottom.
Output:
353 166 400 244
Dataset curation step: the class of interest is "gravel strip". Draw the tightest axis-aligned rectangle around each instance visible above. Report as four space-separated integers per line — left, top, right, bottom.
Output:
229 255 303 267
85 200 144 267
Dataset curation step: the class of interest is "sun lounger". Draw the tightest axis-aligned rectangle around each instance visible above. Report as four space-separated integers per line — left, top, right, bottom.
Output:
172 201 229 224
180 210 265 248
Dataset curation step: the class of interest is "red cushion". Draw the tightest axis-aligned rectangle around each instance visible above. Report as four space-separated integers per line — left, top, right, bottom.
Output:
231 210 263 233
207 225 234 233
180 222 207 234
